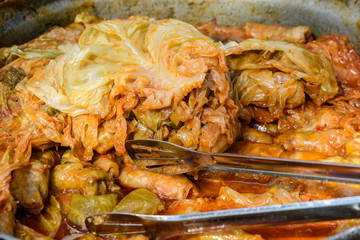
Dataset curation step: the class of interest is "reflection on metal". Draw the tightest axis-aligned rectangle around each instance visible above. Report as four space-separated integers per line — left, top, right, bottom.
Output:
1 0 360 50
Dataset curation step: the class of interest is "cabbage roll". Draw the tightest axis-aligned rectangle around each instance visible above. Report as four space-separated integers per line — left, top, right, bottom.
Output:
94 124 115 154
0 21 84 68
93 153 119 178
64 193 118 227
19 196 61 238
198 21 312 45
166 183 303 215
119 166 198 199
51 161 117 196
51 150 120 196
275 129 352 156
113 188 164 214
241 127 273 144
217 185 302 206
306 34 360 90
225 39 339 122
197 19 247 42
245 23 313 44
277 101 346 133
10 150 59 215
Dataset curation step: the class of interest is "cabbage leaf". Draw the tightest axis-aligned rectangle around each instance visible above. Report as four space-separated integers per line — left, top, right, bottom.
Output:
113 188 164 214
15 223 53 240
18 196 62 238
0 47 62 67
66 193 118 227
225 39 339 121
26 17 222 118
36 196 62 238
51 161 115 196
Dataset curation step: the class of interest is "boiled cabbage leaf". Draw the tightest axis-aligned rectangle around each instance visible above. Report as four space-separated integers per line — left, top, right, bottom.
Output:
51 160 117 196
133 109 163 132
15 223 53 240
26 17 222 118
66 193 118 227
35 196 61 238
6 48 62 62
113 188 164 214
0 47 62 67
18 196 61 238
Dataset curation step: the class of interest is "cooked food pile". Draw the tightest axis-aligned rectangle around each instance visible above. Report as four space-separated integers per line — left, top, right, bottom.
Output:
1 12 360 239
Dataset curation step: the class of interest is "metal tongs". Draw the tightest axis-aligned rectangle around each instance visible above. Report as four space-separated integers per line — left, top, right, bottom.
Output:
85 139 360 239
86 196 360 239
125 139 360 184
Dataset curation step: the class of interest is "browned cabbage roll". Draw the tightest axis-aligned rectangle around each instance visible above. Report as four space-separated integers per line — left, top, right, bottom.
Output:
306 34 360 90
198 21 312 45
197 19 247 42
245 23 313 44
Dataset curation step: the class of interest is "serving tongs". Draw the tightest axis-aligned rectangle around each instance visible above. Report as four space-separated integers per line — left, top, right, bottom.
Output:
85 196 360 239
125 139 360 184
85 139 360 239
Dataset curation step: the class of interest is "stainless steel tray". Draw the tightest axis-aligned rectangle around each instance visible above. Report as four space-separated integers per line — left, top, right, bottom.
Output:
1 0 360 239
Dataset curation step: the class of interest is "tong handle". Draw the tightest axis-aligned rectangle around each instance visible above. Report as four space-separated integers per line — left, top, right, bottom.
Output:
86 196 360 240
180 197 360 234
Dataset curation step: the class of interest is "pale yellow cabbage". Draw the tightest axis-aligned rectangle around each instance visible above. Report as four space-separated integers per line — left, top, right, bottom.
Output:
0 47 62 66
26 17 222 118
36 196 62 238
65 193 118 227
112 188 164 214
15 196 61 238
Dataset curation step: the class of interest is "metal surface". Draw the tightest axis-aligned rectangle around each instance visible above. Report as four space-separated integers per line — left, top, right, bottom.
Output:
1 0 360 239
126 139 360 184
0 233 18 240
1 0 360 51
86 196 360 240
